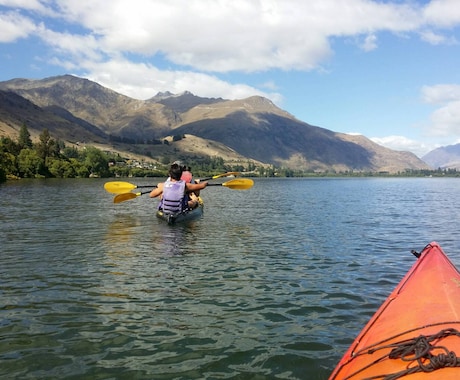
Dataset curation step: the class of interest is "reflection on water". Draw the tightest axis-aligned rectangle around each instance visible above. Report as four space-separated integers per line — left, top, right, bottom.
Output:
1 178 460 379
105 214 142 257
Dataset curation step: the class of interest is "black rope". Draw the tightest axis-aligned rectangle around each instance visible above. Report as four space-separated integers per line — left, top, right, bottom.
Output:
363 328 460 379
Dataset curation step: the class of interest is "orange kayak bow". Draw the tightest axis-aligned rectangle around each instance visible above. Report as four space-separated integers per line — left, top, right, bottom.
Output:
330 242 460 379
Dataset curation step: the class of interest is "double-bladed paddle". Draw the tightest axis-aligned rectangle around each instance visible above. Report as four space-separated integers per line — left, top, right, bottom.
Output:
200 171 240 181
104 172 241 194
112 178 254 204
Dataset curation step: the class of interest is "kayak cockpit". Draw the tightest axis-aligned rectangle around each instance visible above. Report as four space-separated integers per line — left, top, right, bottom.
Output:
156 201 204 225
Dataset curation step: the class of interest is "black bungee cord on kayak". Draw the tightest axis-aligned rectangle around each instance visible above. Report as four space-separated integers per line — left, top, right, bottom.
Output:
383 329 460 378
341 324 460 379
358 327 460 380
411 242 436 258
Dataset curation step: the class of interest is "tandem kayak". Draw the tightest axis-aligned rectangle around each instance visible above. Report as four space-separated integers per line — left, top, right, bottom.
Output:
330 242 460 379
156 198 204 225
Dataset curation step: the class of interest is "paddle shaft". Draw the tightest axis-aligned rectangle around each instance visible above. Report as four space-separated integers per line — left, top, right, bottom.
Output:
105 172 240 194
113 178 253 203
134 172 240 184
199 171 240 181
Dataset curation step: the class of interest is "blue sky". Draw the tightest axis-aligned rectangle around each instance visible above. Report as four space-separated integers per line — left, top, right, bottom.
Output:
1 0 460 157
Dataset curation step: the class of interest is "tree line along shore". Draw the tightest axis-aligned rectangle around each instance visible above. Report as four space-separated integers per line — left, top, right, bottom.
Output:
1 125 459 183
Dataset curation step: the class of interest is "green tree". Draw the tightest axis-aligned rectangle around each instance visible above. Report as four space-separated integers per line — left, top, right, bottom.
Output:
0 137 19 177
0 152 17 177
1 136 20 156
48 158 77 178
82 146 109 177
18 124 33 149
63 146 79 158
70 158 90 177
36 128 57 163
17 148 45 178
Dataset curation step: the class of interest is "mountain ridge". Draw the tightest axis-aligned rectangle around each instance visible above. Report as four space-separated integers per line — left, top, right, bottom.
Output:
422 144 460 170
0 74 431 173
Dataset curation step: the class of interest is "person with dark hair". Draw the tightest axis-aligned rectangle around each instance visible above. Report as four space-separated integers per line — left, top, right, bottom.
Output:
149 163 207 213
173 162 195 184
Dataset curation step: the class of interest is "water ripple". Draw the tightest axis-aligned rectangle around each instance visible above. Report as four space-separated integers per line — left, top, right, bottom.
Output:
2 178 460 379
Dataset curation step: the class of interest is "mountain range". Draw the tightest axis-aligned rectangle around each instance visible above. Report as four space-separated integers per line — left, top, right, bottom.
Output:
0 74 437 173
422 144 460 170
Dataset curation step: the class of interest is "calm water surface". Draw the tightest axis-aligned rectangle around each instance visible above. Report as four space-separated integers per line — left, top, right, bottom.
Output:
1 177 460 379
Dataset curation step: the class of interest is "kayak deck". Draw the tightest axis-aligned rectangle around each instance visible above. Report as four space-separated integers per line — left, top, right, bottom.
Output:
156 200 203 225
330 242 460 379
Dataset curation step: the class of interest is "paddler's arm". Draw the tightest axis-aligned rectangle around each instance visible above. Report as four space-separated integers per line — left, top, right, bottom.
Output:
186 181 207 193
149 183 164 198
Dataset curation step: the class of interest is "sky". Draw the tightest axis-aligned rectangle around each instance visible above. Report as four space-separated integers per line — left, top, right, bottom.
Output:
1 0 460 158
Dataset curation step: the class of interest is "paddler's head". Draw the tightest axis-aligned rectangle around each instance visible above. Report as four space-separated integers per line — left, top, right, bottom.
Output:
169 163 183 180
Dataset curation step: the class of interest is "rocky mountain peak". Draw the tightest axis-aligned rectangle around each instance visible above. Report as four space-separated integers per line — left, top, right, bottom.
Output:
0 75 431 173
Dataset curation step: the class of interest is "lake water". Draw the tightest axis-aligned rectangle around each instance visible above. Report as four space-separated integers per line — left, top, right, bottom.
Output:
1 177 460 379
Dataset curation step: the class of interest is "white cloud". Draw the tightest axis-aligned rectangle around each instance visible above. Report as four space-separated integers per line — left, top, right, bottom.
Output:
2 1 459 73
423 0 460 27
38 25 104 62
421 84 460 139
360 34 378 51
4 0 432 73
370 135 433 157
427 100 460 137
2 0 460 122
83 59 283 103
0 11 37 42
420 29 457 45
0 0 47 12
260 81 279 91
421 84 460 104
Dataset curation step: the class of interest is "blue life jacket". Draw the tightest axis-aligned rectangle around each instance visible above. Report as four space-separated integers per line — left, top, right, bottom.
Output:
161 179 187 214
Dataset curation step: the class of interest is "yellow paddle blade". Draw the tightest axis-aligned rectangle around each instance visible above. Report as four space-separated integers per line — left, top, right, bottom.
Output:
104 181 137 194
221 178 254 190
113 192 141 203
